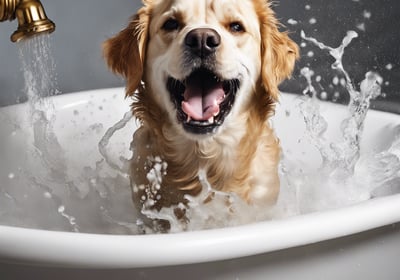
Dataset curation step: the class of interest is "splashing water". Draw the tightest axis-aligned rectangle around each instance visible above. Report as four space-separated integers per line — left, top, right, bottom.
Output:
98 110 133 173
136 31 399 228
0 35 141 234
17 35 67 180
140 169 267 233
0 31 399 234
300 30 383 171
276 31 398 213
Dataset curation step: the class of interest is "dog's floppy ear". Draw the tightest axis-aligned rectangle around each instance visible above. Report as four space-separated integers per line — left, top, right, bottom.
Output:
103 7 149 97
258 4 299 101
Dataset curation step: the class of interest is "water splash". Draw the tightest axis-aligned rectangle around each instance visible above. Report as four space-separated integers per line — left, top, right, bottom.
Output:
18 34 66 179
276 31 397 214
7 35 79 231
0 30 398 234
300 30 382 172
3 35 140 233
98 110 133 173
140 169 267 233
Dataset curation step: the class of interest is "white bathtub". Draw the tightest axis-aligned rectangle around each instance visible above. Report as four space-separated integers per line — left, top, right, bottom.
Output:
0 88 399 279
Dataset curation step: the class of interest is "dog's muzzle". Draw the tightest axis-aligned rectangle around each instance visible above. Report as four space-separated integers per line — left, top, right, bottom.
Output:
166 28 241 135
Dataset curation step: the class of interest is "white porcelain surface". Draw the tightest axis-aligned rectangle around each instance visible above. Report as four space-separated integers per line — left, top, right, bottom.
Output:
0 88 399 269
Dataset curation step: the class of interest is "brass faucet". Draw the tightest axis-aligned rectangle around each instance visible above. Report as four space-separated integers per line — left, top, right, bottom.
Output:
0 0 55 42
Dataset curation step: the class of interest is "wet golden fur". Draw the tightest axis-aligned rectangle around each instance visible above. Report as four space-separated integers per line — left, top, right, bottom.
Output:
103 0 298 212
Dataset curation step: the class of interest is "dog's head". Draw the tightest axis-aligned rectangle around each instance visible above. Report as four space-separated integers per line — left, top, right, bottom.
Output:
104 0 298 136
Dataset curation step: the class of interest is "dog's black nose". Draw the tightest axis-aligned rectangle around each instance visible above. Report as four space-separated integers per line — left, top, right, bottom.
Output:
185 28 221 58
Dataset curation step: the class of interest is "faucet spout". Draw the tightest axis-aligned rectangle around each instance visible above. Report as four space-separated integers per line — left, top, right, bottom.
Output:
0 0 55 42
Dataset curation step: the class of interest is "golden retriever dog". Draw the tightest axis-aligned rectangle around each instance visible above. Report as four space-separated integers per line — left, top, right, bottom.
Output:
103 0 298 224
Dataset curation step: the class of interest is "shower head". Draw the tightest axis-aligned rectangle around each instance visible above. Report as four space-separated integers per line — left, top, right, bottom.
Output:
0 0 55 42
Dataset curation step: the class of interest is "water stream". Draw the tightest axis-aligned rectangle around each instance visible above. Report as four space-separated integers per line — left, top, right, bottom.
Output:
0 29 399 234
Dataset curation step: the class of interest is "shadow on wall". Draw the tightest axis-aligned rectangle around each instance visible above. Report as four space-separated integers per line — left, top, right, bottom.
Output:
0 0 399 112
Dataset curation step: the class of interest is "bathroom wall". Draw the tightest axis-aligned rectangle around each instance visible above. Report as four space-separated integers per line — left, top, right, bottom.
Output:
275 0 400 113
0 0 399 111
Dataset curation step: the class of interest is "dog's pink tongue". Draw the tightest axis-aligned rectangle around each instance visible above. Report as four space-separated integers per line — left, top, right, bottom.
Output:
182 83 225 121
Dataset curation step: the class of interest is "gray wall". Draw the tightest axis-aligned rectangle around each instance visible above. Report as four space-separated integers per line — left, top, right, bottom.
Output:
1 0 399 111
275 0 400 112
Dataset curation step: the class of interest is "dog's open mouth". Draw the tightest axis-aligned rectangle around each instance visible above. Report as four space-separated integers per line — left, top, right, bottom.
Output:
167 68 240 134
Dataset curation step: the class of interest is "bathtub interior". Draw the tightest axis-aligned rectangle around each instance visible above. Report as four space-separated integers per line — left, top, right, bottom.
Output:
0 87 399 268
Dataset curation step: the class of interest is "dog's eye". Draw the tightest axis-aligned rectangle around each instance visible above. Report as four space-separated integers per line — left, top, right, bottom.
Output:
229 22 245 33
162 18 180 31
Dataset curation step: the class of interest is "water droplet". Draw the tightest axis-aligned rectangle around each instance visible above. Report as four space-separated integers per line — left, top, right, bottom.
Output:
90 178 97 186
309 18 317 25
43 192 52 199
332 76 340 86
356 23 366 32
363 10 371 19
333 91 341 101
58 205 65 213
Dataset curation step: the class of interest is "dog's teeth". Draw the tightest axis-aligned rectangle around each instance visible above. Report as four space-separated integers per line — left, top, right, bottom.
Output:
186 115 191 123
208 117 214 123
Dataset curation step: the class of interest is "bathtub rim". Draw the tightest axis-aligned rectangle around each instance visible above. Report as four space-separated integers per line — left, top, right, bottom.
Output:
0 193 400 269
